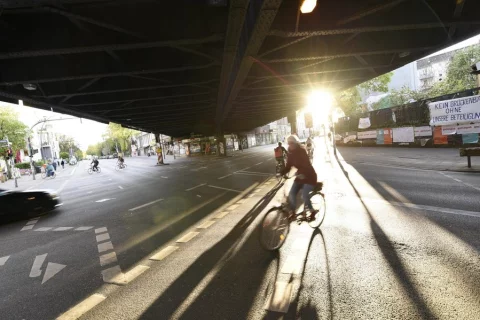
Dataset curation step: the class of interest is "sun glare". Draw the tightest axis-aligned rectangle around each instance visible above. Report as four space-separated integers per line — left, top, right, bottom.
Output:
305 90 334 124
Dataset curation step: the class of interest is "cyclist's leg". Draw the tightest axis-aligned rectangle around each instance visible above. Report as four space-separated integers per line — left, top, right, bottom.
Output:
288 181 302 212
302 184 315 211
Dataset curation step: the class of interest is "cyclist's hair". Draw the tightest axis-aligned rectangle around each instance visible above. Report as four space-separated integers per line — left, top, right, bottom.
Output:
278 142 282 146
287 135 300 144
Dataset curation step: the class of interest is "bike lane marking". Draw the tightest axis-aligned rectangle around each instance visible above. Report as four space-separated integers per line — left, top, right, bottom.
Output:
21 218 40 231
128 198 164 211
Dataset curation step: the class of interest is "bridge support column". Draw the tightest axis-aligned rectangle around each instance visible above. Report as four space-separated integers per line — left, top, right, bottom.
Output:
287 113 297 136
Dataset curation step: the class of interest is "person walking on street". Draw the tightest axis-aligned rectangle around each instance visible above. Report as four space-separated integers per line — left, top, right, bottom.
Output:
61 159 65 169
52 159 57 171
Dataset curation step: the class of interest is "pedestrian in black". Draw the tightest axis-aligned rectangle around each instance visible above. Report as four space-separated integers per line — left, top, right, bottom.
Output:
61 159 65 169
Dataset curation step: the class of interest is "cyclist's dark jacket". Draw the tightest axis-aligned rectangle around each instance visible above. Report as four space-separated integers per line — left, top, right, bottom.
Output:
282 145 317 185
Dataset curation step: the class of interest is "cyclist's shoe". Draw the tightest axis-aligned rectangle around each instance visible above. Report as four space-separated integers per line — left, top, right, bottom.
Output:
296 212 307 222
287 210 296 220
307 210 319 221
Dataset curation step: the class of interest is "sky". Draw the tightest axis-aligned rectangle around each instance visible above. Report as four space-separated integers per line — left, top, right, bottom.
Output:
1 33 479 148
2 102 108 150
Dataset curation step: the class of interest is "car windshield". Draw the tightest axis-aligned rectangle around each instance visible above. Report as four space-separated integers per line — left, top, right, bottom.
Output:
0 2 480 320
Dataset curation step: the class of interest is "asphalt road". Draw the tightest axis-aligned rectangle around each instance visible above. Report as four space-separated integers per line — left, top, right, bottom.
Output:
1 141 479 320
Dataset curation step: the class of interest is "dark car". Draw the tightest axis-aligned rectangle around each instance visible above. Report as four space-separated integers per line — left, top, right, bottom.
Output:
0 188 61 222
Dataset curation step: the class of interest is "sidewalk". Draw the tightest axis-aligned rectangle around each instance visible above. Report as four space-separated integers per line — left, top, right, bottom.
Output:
0 162 80 191
337 146 480 172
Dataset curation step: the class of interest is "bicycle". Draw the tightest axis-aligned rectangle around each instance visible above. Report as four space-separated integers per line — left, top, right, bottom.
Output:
88 165 102 174
114 162 127 171
259 175 326 251
275 156 287 181
41 170 56 179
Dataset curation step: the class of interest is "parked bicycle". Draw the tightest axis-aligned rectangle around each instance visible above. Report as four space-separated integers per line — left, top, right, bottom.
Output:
259 175 326 251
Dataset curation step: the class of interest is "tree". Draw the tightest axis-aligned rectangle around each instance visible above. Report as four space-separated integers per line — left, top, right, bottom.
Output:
358 72 393 95
58 135 81 155
336 72 393 116
59 151 69 159
0 107 29 156
106 123 138 154
74 149 83 160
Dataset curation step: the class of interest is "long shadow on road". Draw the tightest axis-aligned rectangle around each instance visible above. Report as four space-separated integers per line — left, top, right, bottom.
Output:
139 183 282 319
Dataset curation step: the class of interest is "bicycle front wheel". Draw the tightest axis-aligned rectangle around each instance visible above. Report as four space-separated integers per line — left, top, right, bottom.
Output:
115 165 120 171
259 207 290 251
87 168 93 174
307 192 326 229
96 167 102 173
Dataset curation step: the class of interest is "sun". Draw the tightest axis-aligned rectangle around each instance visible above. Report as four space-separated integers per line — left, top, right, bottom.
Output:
304 90 334 125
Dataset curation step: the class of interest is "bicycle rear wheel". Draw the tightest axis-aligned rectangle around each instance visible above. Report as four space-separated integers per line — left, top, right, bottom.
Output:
259 207 290 251
307 192 326 229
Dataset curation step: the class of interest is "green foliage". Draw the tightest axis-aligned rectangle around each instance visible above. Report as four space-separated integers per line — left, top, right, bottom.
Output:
58 134 81 154
358 72 393 95
15 162 31 169
59 151 69 159
337 73 393 116
0 107 29 157
106 123 138 154
74 149 83 160
35 160 45 166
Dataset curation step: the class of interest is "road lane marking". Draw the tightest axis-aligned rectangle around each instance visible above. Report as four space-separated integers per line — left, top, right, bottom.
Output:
35 227 53 231
101 265 126 285
99 252 118 267
95 227 107 234
75 226 93 231
30 254 47 277
96 233 110 242
21 218 39 231
53 227 73 231
234 171 271 177
254 162 263 166
129 198 164 211
0 256 10 266
197 220 216 229
215 211 229 219
56 180 69 194
227 204 239 211
161 176 169 179
185 183 206 191
95 198 115 203
265 281 293 313
176 232 199 243
150 246 179 261
438 172 480 192
207 185 242 193
70 166 77 176
125 265 149 282
118 185 124 189
57 293 106 320
218 173 232 179
42 262 66 284
355 197 480 218
98 241 114 253
197 194 202 198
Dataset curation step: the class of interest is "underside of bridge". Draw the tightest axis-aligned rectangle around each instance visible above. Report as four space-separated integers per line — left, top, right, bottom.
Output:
0 0 479 137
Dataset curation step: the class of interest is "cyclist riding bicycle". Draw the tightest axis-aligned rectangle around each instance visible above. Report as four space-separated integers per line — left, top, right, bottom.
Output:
281 135 318 218
46 161 55 177
274 142 288 167
91 157 99 172
117 155 125 168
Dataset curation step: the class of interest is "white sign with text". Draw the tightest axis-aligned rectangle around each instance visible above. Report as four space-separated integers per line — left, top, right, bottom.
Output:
414 126 432 137
357 130 377 139
429 95 480 126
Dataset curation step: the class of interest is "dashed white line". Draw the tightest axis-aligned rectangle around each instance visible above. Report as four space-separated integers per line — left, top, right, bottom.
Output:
56 180 69 193
185 183 206 191
161 176 169 179
215 211 229 219
95 227 107 234
98 241 114 253
96 233 110 242
70 167 77 176
0 256 10 266
75 226 93 231
34 227 53 231
99 252 118 267
95 198 115 203
254 162 263 166
217 173 232 180
176 232 199 243
150 246 179 261
118 186 124 189
197 220 216 229
207 185 242 193
129 198 164 211
125 265 149 282
53 227 74 231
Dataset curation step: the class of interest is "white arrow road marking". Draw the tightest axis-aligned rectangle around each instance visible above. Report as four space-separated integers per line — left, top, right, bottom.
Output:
42 262 66 284
95 198 116 203
30 254 47 277
0 256 10 266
